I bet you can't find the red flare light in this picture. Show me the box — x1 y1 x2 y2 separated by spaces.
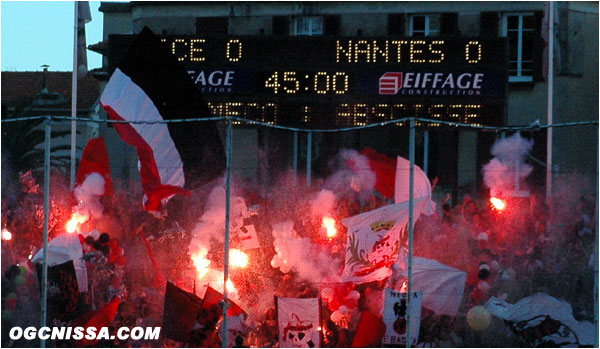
1 228 12 241
322 217 337 239
490 197 506 212
229 249 248 268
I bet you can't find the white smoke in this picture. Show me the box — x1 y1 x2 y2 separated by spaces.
483 133 534 197
270 221 340 283
72 172 106 223
310 189 336 218
324 149 376 196
188 184 250 272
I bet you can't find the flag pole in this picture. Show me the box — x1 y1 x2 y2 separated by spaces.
307 132 312 187
293 131 298 180
40 117 52 348
545 0 554 206
222 116 233 348
70 1 78 189
406 117 415 348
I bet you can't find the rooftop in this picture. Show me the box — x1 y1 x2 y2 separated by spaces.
1 71 100 116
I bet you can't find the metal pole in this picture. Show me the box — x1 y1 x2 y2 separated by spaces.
307 132 312 187
40 117 51 348
423 130 429 176
406 117 415 348
293 131 298 179
70 1 78 189
222 117 233 348
546 0 554 206
595 135 599 348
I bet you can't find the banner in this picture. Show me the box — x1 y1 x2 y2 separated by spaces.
382 289 423 346
277 297 321 348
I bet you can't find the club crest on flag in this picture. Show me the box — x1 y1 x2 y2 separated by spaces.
277 297 322 348
341 201 416 284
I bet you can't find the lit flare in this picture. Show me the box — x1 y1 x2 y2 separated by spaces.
66 212 88 233
229 249 248 268
1 228 12 241
322 217 337 239
490 197 506 212
191 252 211 280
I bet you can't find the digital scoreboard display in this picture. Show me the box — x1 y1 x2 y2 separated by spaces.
109 35 507 128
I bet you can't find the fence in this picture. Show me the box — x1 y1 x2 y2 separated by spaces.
1 115 598 348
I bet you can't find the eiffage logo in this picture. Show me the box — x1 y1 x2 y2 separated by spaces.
379 72 403 95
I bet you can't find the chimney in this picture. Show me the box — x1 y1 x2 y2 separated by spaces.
41 64 49 94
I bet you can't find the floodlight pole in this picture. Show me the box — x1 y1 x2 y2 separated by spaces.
406 117 416 348
40 117 52 348
546 0 554 206
70 2 78 189
222 117 233 348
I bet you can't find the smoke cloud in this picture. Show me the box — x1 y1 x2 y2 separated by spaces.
482 133 534 197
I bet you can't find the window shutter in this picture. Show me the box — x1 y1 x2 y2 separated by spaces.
324 15 341 36
532 11 544 81
480 12 499 36
273 16 289 36
387 14 405 36
440 13 458 35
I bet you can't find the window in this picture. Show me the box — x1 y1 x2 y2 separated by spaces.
502 13 535 82
293 16 324 36
409 14 441 36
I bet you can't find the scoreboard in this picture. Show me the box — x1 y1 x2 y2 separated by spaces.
109 35 507 128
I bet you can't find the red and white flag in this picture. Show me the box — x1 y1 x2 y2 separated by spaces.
75 137 113 197
277 297 322 348
100 27 224 213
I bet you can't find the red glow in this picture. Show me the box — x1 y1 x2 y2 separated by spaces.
490 197 506 212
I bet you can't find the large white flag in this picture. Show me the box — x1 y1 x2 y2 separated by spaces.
394 250 466 316
382 288 423 346
277 297 322 348
341 199 423 284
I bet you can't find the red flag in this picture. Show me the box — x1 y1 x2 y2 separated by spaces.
163 282 203 342
359 148 397 199
351 310 386 347
72 296 120 346
141 232 165 288
203 286 245 317
75 137 113 196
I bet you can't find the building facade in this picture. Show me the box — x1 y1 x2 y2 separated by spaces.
93 1 598 198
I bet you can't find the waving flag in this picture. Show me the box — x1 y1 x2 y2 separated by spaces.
100 27 225 213
163 282 204 342
395 156 436 215
75 137 113 197
341 199 426 284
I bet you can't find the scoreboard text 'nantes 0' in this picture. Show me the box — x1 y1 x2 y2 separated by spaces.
109 35 507 127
